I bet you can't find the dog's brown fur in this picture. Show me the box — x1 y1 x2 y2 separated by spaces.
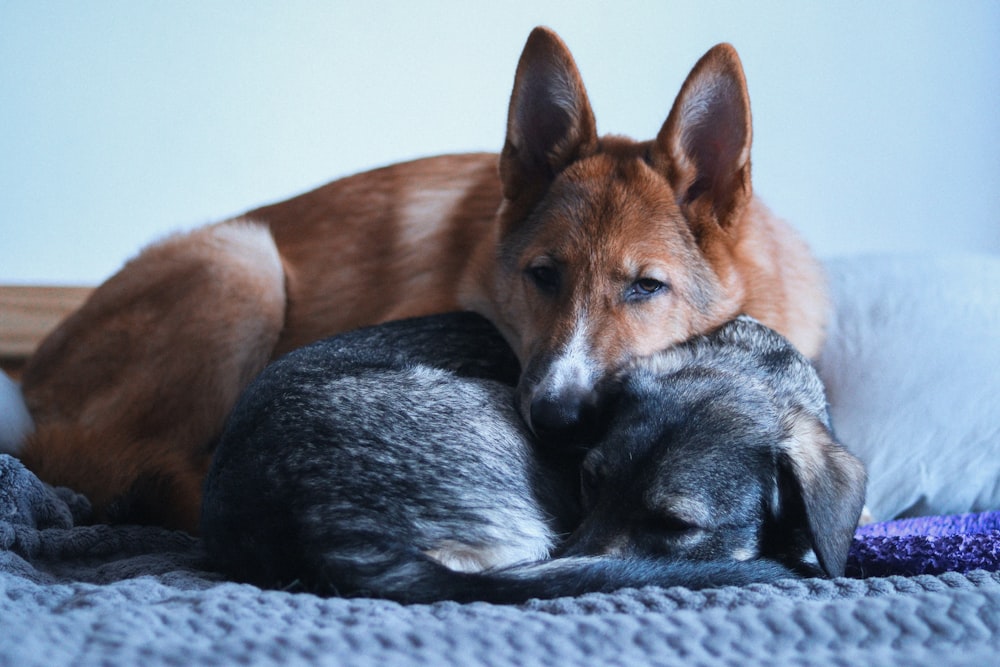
19 28 827 533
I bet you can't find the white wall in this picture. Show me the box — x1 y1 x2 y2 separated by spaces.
2 1 998 285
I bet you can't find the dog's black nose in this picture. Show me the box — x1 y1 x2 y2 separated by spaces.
530 392 593 441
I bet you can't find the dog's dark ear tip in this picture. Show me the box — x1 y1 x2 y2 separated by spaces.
526 26 561 44
702 43 743 70
518 26 575 73
777 409 867 580
814 536 851 579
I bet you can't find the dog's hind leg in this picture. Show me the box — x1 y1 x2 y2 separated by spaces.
19 220 285 532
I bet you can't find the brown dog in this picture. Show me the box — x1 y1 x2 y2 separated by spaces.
19 27 827 533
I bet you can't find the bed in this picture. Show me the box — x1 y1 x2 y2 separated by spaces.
1 254 998 666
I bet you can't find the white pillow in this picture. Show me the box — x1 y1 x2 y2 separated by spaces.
817 254 1000 520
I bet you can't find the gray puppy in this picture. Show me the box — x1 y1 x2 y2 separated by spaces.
564 316 866 579
201 313 865 603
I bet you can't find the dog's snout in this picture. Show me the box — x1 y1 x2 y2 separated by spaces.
520 318 605 443
529 389 596 440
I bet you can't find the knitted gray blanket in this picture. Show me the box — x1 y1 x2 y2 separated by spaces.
2 454 999 667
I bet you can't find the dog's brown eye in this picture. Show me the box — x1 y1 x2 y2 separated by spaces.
636 279 662 293
628 278 667 299
527 265 560 293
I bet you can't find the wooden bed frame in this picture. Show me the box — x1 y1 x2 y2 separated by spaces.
0 286 91 380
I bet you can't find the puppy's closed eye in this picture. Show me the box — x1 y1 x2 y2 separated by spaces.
645 492 712 530
643 512 705 549
653 513 700 535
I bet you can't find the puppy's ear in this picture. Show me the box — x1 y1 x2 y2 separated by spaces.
500 27 597 202
653 43 753 230
777 409 867 578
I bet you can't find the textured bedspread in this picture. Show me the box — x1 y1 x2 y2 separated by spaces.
2 454 999 667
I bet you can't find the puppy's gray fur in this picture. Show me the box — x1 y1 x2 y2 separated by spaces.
201 313 865 603
567 316 866 578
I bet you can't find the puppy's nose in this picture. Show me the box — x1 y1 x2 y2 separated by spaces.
529 390 594 440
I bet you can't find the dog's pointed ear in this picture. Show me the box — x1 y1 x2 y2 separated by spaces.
500 27 598 201
777 409 867 578
653 43 753 229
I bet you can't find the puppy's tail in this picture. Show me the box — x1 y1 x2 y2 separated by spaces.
303 539 794 604
462 556 795 604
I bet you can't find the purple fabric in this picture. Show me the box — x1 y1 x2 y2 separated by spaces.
847 510 1000 578
855 511 1000 538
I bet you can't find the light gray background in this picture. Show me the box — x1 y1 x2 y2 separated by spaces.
2 1 998 285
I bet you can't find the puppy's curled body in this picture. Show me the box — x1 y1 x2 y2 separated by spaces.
201 313 798 604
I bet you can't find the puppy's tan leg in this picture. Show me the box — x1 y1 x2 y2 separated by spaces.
20 221 285 532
